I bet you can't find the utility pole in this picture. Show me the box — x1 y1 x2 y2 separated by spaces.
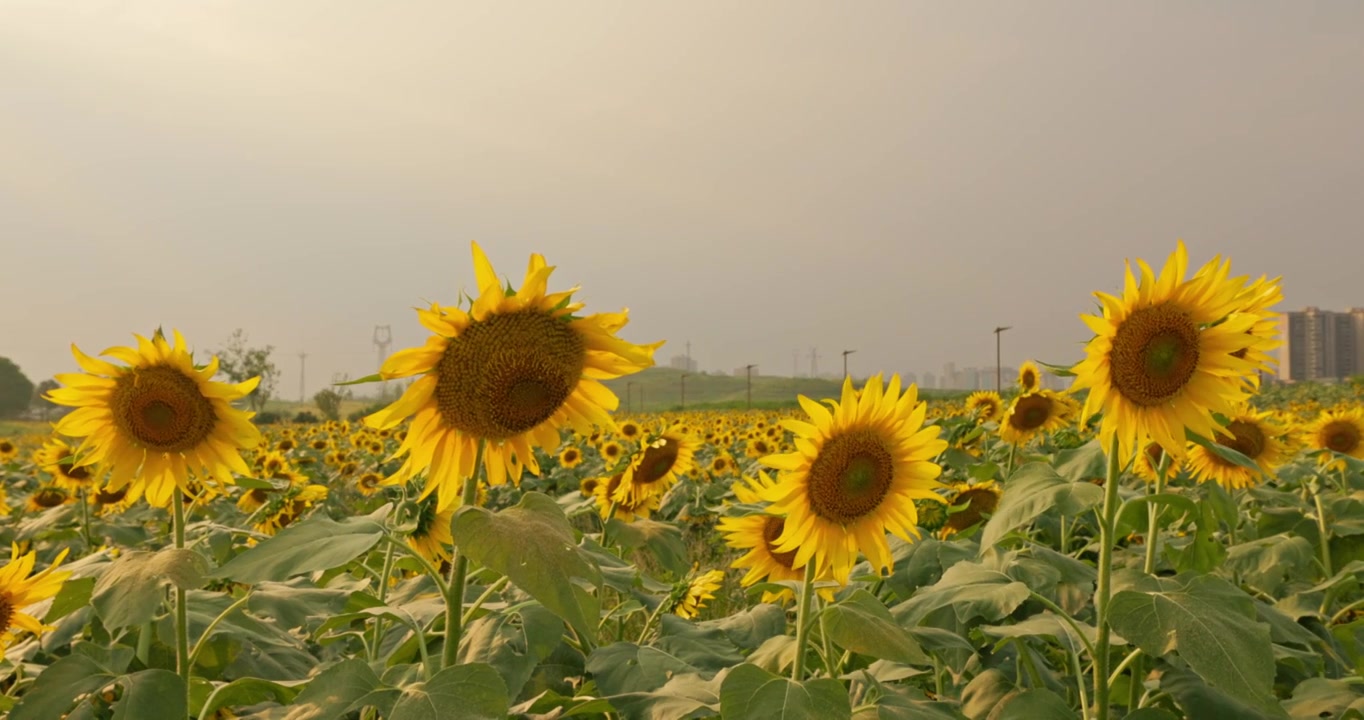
842 349 856 380
298 352 307 402
993 326 1012 392
745 364 757 409
685 340 693 372
809 347 819 379
626 381 636 413
373 325 392 400
680 373 691 411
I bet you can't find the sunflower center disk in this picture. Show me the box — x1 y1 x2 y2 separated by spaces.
435 310 586 440
1324 421 1361 454
1109 304 1201 407
806 430 894 525
762 515 799 569
635 440 679 486
1220 420 1267 461
0 592 15 633
111 366 217 453
1011 395 1054 432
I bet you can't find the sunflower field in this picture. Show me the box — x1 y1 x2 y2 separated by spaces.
3 242 1364 720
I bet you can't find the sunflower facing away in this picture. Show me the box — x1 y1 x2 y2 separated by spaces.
942 481 1002 537
365 243 662 511
999 390 1078 445
759 374 947 585
35 437 99 493
46 331 262 508
965 391 1004 424
1017 361 1042 392
1070 241 1276 465
0 546 71 656
1185 405 1289 490
408 495 456 564
673 568 726 619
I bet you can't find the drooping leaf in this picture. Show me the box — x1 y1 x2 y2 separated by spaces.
197 677 304 719
452 492 602 643
991 688 1078 719
110 670 187 720
892 560 1031 626
607 518 690 576
586 642 701 696
457 603 564 701
979 463 1103 550
821 589 929 665
92 548 208 629
388 663 509 720
283 658 385 719
609 671 724 720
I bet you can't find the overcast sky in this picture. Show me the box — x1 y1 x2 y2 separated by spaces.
3 2 1362 398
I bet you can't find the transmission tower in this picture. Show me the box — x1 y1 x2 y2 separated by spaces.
792 349 800 378
373 325 392 400
298 352 307 402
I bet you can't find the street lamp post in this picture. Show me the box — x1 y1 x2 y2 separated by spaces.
993 326 1012 392
842 349 857 380
680 373 691 411
745 364 757 409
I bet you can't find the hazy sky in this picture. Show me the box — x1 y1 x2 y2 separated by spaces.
4 2 1362 398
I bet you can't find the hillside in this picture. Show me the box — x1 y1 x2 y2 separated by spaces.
599 367 966 412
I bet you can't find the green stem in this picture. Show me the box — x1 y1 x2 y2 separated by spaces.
186 592 251 673
1006 442 1018 478
1093 436 1122 720
441 440 485 669
1143 454 1170 574
462 576 510 626
172 489 192 709
820 613 837 678
368 539 397 661
1059 514 1070 555
636 596 672 645
1028 591 1097 660
600 500 619 549
1314 489 1333 578
79 489 95 549
1107 647 1142 688
791 561 818 682
1072 643 1091 720
135 621 152 666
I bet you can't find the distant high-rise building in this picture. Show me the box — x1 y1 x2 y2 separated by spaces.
1280 307 1364 381
668 354 698 373
941 362 957 389
923 372 936 389
904 372 918 388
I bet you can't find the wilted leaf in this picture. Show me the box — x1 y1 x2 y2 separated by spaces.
92 548 208 629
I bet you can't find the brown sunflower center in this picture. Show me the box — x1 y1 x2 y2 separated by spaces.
434 310 586 440
1219 420 1267 461
633 439 679 486
94 486 128 505
0 591 14 632
805 429 894 524
1009 394 1055 432
946 487 1001 531
1109 303 1201 407
1144 442 1165 466
249 488 271 505
33 488 68 508
762 515 798 569
1322 421 1361 455
0 441 14 454
1021 369 1038 388
110 366 217 452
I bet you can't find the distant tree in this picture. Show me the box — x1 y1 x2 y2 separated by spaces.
216 330 280 413
314 388 343 421
0 358 35 419
30 379 60 421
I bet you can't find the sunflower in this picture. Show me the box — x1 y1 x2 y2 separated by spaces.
91 484 140 516
579 476 600 497
46 330 262 508
708 454 734 476
942 481 1002 536
759 374 947 585
1132 442 1174 484
619 421 642 441
254 484 328 536
719 511 834 604
744 438 775 459
999 390 1078 445
1186 406 1289 490
595 472 661 522
408 496 455 563
26 486 71 512
35 437 99 493
1017 361 1043 392
1070 242 1274 465
1228 275 1283 388
0 439 17 463
0 545 71 656
356 471 385 497
965 391 1004 423
915 498 949 532
600 441 625 465
673 569 725 619
613 429 699 505
558 447 583 469
1308 409 1364 462
365 243 661 511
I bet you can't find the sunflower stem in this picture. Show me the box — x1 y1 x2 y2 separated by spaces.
368 538 397 662
1143 453 1170 574
791 560 818 682
1006 443 1018 478
1093 436 1122 720
442 439 485 670
1313 488 1333 579
636 595 672 645
172 488 192 709
79 489 95 549
601 500 619 549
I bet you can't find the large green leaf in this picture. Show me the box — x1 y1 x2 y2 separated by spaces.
991 688 1078 719
821 589 929 665
388 663 509 720
211 514 386 583
719 663 851 720
457 603 564 701
1225 535 1317 597
197 677 303 720
608 671 723 720
658 614 746 673
452 492 602 643
1108 573 1277 712
979 463 1103 550
43 575 95 624
92 547 208 629
283 658 385 719
892 561 1031 626
586 642 701 696
111 670 186 720
606 517 690 576
8 654 115 720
